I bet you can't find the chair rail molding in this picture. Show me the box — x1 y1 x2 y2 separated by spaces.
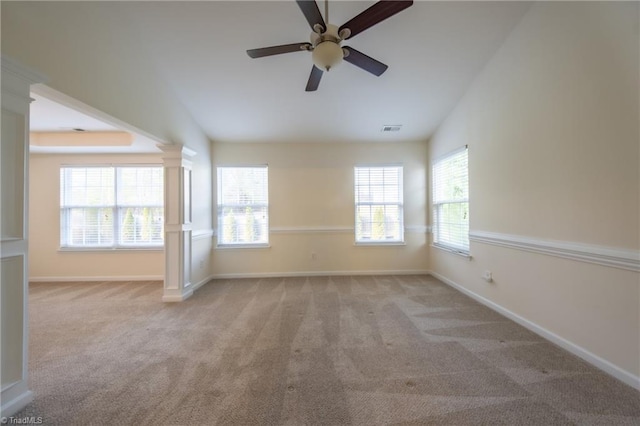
267 225 429 234
469 230 640 272
192 229 214 241
270 226 353 234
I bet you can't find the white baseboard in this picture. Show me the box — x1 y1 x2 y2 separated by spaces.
161 288 193 302
1 386 33 417
29 275 163 282
210 269 430 280
429 271 640 391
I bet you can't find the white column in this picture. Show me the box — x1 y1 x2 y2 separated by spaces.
1 56 46 416
159 145 195 302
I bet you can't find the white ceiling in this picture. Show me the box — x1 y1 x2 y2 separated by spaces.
30 94 117 133
30 93 161 154
28 1 532 148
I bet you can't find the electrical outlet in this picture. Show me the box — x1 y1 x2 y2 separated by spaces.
482 270 493 283
311 252 317 260
199 260 204 269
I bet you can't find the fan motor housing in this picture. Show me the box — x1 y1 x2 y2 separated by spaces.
310 24 341 46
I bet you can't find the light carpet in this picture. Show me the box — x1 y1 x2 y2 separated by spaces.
16 275 640 425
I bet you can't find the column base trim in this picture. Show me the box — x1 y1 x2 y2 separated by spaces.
162 288 193 302
1 384 33 417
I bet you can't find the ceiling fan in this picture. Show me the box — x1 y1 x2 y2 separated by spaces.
247 0 413 92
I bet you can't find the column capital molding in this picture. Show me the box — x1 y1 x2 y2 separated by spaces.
157 144 196 159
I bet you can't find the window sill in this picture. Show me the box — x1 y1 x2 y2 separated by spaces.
431 244 472 259
58 247 164 253
215 244 271 250
355 241 406 247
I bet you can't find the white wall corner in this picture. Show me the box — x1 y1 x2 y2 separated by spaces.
190 274 214 292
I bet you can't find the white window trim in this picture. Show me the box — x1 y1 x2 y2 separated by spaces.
431 145 470 255
58 247 164 253
431 243 472 259
354 164 405 245
60 165 164 250
214 243 271 250
216 165 269 247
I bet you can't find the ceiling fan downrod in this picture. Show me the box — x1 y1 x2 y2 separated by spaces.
324 0 329 27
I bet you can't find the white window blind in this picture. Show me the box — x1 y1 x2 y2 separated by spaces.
217 166 269 246
60 166 164 248
354 166 404 243
432 147 469 253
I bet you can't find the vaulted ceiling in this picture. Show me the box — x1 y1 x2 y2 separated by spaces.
23 1 531 147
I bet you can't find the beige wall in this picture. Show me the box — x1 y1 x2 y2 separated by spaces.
4 1 214 284
211 142 429 277
429 2 639 381
7 0 638 387
28 151 214 285
29 154 165 280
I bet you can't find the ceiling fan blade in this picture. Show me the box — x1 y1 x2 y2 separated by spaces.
305 65 323 92
296 0 326 31
343 47 388 76
247 43 311 58
339 0 413 40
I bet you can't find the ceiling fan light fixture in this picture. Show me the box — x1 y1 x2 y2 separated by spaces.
247 0 414 90
312 41 343 71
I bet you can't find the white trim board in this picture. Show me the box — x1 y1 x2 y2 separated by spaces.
212 225 430 235
162 289 193 303
270 226 428 234
192 229 214 241
0 389 33 418
29 275 163 282
429 271 640 391
211 269 430 279
271 226 352 234
470 231 640 272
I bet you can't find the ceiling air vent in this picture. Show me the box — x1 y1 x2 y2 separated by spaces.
381 125 402 132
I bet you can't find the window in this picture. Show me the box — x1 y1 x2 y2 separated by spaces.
60 166 164 248
217 166 268 246
432 146 469 253
354 166 404 243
